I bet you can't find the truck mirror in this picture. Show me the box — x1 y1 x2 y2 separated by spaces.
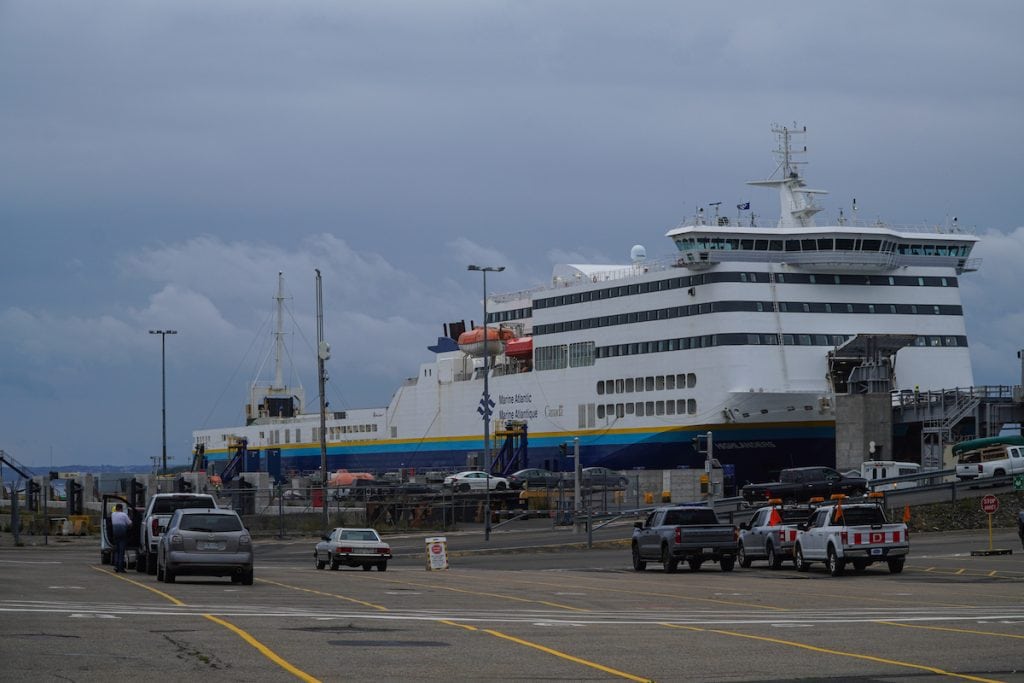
739 522 749 530
633 521 643 530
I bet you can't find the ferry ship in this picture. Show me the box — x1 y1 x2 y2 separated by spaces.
193 126 979 483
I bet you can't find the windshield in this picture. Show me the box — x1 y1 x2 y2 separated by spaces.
153 498 215 514
179 513 242 532
834 507 887 525
663 508 719 525
337 529 380 542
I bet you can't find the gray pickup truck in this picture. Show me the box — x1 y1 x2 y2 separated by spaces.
631 505 738 572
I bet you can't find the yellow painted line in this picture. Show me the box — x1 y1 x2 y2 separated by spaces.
482 627 653 682
257 578 388 611
988 570 998 577
374 576 588 612
878 621 1024 640
661 623 1004 683
956 568 966 575
205 614 321 683
95 566 320 682
438 619 477 631
91 566 185 606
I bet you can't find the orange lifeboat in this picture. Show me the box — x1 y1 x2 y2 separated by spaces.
328 469 375 486
504 337 532 359
457 326 514 357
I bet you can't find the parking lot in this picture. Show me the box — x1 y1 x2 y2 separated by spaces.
1 524 1023 682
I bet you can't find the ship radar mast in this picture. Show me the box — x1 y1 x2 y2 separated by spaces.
246 271 305 424
747 124 828 228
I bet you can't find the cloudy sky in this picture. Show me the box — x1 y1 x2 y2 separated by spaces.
2 1 1022 469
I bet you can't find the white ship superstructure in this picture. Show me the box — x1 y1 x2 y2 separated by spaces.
194 126 979 482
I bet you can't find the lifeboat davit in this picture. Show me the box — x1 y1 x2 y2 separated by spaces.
457 326 514 357
504 337 532 359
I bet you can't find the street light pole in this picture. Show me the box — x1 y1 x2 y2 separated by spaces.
468 264 504 542
149 329 177 476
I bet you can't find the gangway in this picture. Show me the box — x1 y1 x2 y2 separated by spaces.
493 420 528 476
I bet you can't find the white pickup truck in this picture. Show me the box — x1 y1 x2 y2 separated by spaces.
792 499 909 576
136 493 218 574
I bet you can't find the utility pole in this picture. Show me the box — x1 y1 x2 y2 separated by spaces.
149 329 177 475
315 270 330 537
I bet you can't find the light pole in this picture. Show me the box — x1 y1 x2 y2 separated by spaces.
468 264 504 541
149 329 177 476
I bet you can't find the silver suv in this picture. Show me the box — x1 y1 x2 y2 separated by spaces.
157 507 254 585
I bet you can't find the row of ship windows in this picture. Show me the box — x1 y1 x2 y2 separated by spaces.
597 399 698 420
597 373 697 395
533 300 962 336
260 424 380 445
534 334 968 368
675 236 972 257
524 271 958 313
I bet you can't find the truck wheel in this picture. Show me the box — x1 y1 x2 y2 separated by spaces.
631 544 647 571
887 558 905 574
661 546 678 573
737 542 751 568
687 558 703 572
720 557 735 572
794 545 810 572
826 546 845 577
766 544 782 570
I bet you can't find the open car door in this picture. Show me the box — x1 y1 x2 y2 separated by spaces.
100 494 142 567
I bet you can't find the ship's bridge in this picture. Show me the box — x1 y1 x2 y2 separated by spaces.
667 224 979 274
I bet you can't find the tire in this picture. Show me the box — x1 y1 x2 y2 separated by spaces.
795 545 810 572
888 558 905 574
241 568 254 585
661 545 678 573
720 557 735 572
362 563 373 571
737 542 752 568
852 559 868 574
687 558 703 572
458 483 470 493
156 563 165 582
631 544 647 571
315 552 326 570
377 561 387 572
826 545 845 577
136 552 147 573
164 568 175 584
766 543 782 570
329 554 339 571
147 552 157 575
494 482 507 490
101 550 111 566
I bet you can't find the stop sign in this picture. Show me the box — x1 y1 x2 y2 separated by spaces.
981 494 999 514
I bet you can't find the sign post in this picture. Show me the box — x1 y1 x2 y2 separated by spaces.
971 494 1012 556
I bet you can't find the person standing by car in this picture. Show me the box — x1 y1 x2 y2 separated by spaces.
111 503 132 573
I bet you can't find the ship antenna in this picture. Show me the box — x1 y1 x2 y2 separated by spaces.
273 272 285 391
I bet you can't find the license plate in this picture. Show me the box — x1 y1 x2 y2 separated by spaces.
870 548 884 556
198 541 225 551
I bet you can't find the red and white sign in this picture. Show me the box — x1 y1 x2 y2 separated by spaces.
424 536 449 571
981 495 999 514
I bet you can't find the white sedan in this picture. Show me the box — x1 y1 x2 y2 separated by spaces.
443 470 510 492
315 527 392 571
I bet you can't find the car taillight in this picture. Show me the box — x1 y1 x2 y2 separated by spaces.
239 534 251 545
378 546 390 554
674 527 681 544
152 518 160 535
170 534 184 548
335 546 352 553
840 531 848 545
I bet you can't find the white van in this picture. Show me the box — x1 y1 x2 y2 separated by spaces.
860 461 921 491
